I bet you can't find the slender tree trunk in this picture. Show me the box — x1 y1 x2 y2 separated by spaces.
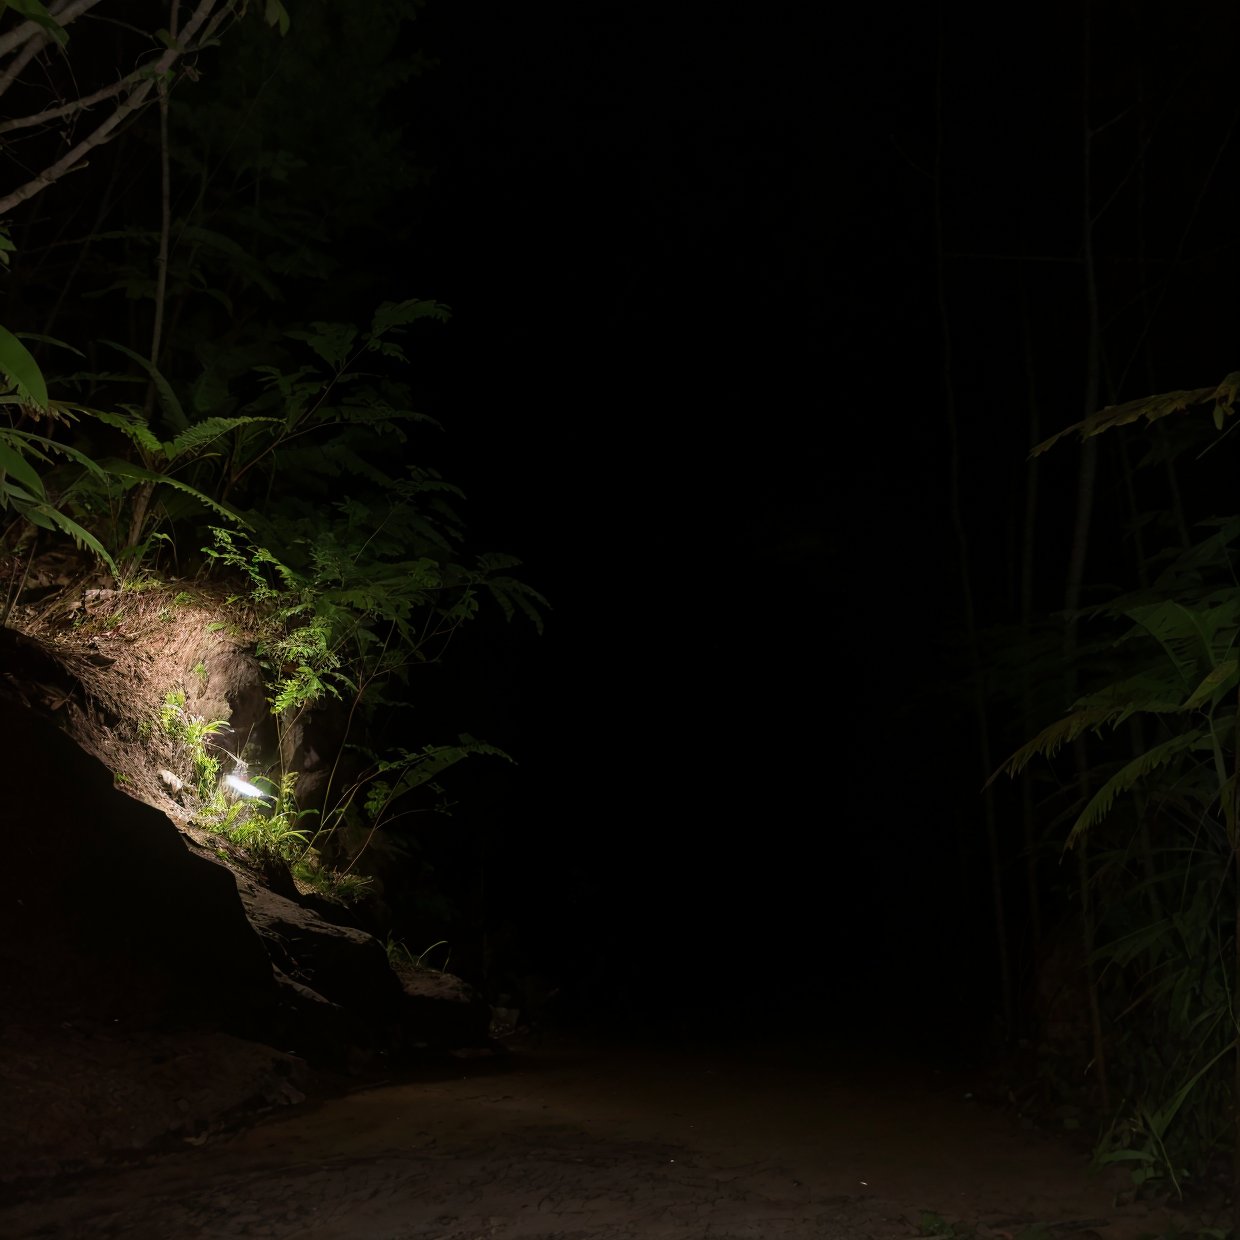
1018 288 1043 964
0 533 36 627
1231 687 1240 1238
1065 0 1109 1115
935 3 1012 1034
127 1 179 556
1234 838 1240 1238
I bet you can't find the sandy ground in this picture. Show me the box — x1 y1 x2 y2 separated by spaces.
0 1033 1181 1240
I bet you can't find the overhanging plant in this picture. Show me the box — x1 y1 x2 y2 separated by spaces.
1000 376 1240 1206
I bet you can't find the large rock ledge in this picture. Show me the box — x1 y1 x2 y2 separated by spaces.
229 870 492 1061
0 673 490 1182
0 691 273 1029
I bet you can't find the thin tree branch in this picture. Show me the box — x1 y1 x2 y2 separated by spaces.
0 0 232 220
0 0 103 62
150 0 178 375
0 29 47 99
0 68 141 132
934 0 1013 1036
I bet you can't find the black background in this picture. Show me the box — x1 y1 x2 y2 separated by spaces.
373 0 1240 1047
391 0 974 1037
10 0 1240 1053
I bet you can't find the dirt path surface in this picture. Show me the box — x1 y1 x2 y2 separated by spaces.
0 1035 1175 1240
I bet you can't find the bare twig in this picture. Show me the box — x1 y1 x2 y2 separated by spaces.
150 0 178 374
0 0 232 220
0 31 47 100
0 0 104 63
125 0 180 551
0 69 143 132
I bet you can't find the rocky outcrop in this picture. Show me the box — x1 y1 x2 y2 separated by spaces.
0 673 490 1050
0 681 493 1183
0 614 498 1182
0 687 273 1028
233 873 491 1059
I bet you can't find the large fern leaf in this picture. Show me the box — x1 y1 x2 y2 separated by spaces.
1031 371 1240 456
1065 731 1210 849
285 323 358 370
1124 600 1217 689
368 299 451 339
163 415 279 462
0 434 50 498
3 480 117 574
365 737 512 821
1074 670 1193 723
6 427 111 479
84 407 163 458
100 340 189 434
484 574 548 634
0 325 49 410
96 458 250 526
998 704 1125 779
1181 658 1240 710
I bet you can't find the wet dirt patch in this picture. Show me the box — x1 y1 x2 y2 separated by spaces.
0 1035 1180 1240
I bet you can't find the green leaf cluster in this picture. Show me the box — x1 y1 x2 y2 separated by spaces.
1004 390 1240 1194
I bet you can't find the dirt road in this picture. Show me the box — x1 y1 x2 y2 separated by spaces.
0 1034 1175 1239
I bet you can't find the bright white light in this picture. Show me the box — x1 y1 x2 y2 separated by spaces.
225 774 271 800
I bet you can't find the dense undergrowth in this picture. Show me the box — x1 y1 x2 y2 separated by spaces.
988 378 1240 1225
0 3 544 1002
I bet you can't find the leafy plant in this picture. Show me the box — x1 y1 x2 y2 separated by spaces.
0 338 119 574
386 937 450 973
291 859 373 904
1000 383 1240 1200
159 688 227 798
199 516 524 876
0 0 541 1048
211 771 310 860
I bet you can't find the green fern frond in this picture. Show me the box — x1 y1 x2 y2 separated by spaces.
365 738 512 820
178 225 281 300
0 324 49 410
100 340 188 433
163 415 280 462
331 396 437 432
484 575 548 634
1091 917 1176 970
401 466 463 497
1122 602 1203 687
0 434 50 497
1182 658 1240 710
1065 731 1210 849
1075 670 1190 721
367 299 451 340
274 439 397 488
83 407 163 457
476 551 524 573
5 427 111 479
285 322 358 369
97 458 250 526
9 492 116 574
1124 599 1240 686
998 704 1121 780
1031 373 1238 456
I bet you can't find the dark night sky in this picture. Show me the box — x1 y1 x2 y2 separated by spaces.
0 0 1237 1060
363 0 1240 1041
379 1 964 1031
0 0 1203 1046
